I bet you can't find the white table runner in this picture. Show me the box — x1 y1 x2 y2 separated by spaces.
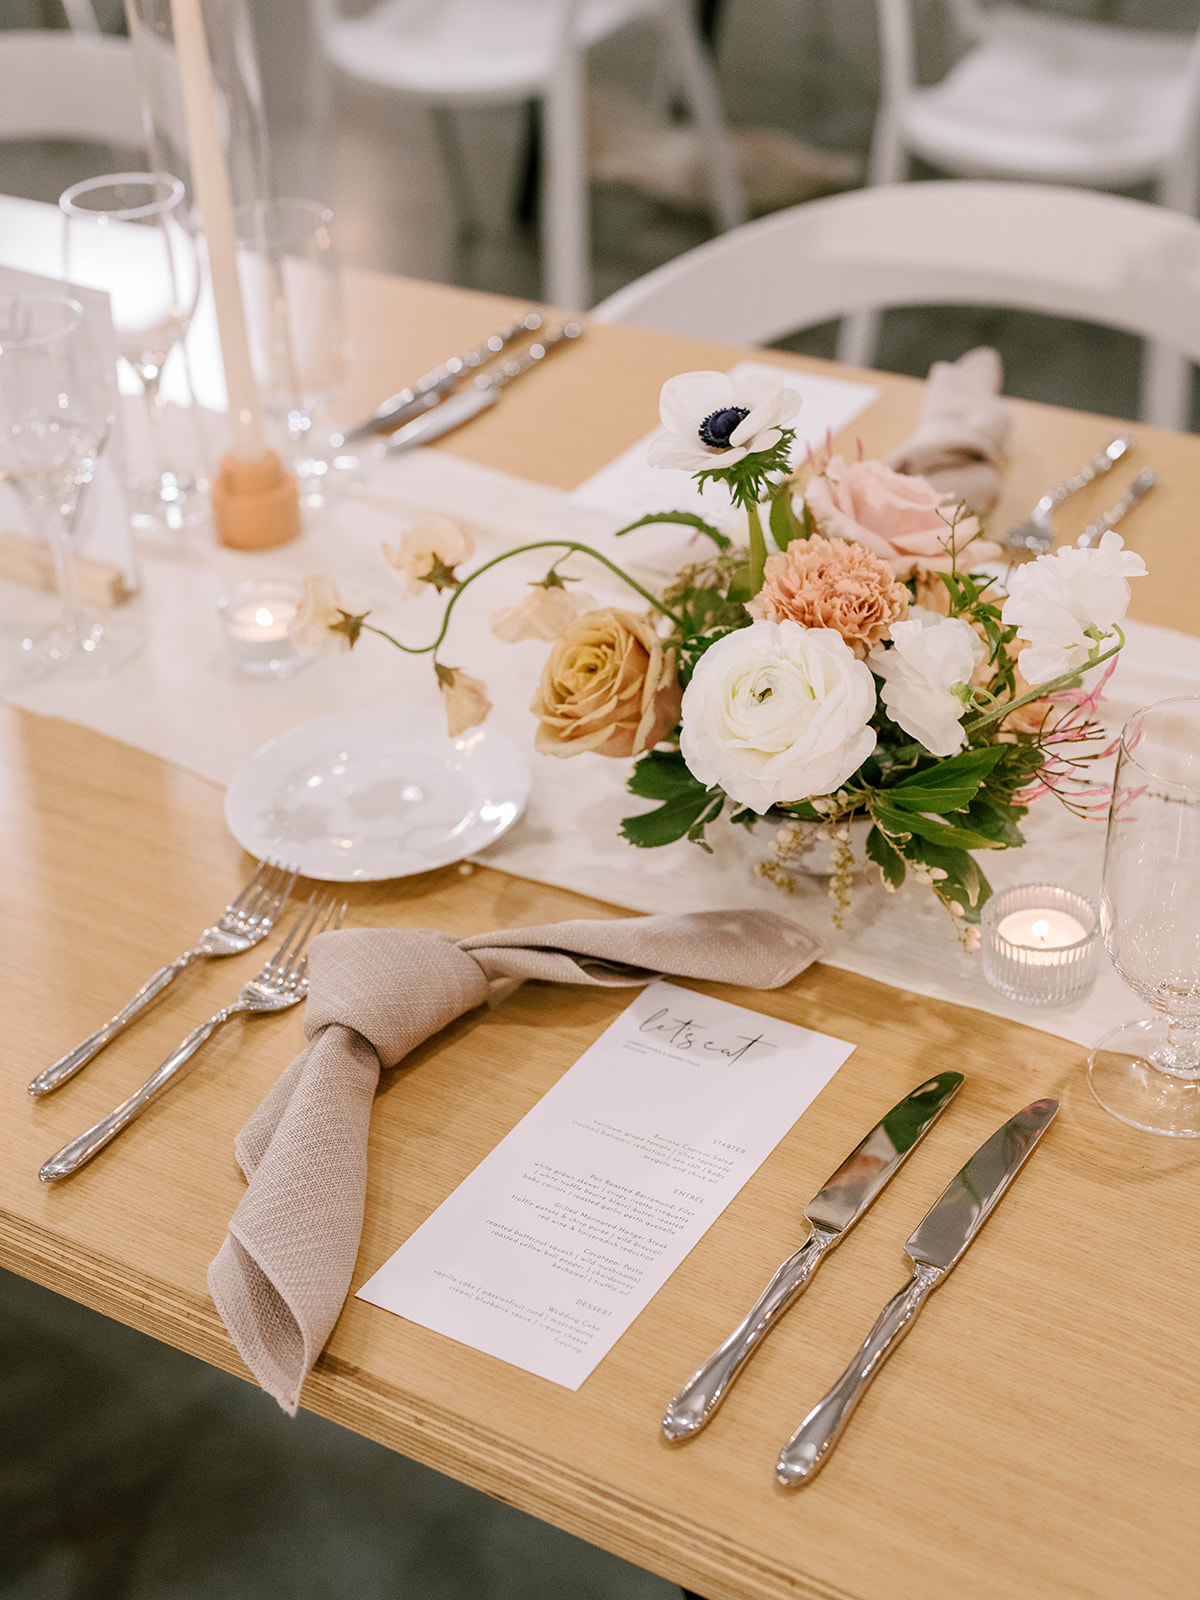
4 444 1191 1052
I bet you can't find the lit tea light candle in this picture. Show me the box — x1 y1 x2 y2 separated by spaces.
217 579 308 678
982 884 1101 1006
995 907 1088 960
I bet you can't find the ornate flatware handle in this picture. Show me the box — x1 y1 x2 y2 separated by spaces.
38 1005 239 1181
775 1263 941 1486
28 956 194 1096
662 1229 834 1440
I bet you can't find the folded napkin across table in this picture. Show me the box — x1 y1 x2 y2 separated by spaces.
207 909 822 1413
887 345 1013 516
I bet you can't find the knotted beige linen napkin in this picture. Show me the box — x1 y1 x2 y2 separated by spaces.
208 910 820 1413
887 346 1013 515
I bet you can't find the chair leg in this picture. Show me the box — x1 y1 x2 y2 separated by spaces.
430 105 480 286
1141 341 1193 433
542 41 590 309
836 309 882 370
661 0 746 232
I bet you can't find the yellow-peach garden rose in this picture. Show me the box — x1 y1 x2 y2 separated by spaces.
530 608 681 759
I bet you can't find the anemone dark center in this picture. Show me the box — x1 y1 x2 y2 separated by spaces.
698 405 749 449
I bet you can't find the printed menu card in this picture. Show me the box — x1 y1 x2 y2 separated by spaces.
357 981 855 1388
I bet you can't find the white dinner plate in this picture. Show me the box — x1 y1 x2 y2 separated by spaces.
224 708 531 882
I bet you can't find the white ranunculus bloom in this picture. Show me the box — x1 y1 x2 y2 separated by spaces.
1001 530 1147 684
679 620 877 813
648 370 802 473
868 609 984 757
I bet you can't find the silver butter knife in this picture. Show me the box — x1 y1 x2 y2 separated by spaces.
336 311 544 444
775 1096 1059 1488
661 1070 964 1442
385 322 583 455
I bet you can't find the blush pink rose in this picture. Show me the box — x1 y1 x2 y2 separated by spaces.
801 456 1002 579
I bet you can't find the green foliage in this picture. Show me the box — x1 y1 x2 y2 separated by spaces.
767 481 807 550
865 824 906 890
695 430 797 511
621 749 725 849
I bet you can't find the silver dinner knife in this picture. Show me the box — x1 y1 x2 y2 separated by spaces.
775 1095 1060 1488
661 1070 964 1442
384 321 583 455
336 310 545 443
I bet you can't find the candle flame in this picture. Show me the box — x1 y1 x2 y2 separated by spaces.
1032 918 1050 945
254 607 273 627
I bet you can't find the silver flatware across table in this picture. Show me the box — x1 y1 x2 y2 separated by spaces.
775 1096 1059 1487
335 311 545 444
38 895 345 1182
661 1071 964 1442
28 858 298 1097
1076 466 1157 547
1004 434 1132 552
384 322 585 455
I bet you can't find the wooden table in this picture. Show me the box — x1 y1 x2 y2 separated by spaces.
4 270 1200 1600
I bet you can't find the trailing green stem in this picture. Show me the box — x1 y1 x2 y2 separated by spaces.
362 539 687 659
962 629 1125 736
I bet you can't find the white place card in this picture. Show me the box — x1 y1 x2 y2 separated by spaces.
569 359 879 525
357 981 854 1389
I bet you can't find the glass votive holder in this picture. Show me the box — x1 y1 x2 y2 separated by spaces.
217 578 309 678
981 883 1102 1007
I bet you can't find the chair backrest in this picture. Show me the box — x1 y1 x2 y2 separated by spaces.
592 180 1200 363
0 30 145 149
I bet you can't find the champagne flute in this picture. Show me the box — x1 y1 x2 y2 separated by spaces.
235 198 352 508
0 293 135 684
1088 696 1200 1136
60 172 203 531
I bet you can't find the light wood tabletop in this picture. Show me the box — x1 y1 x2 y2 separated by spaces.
3 268 1200 1600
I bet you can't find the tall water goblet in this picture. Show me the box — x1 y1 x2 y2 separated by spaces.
0 293 136 684
1088 696 1200 1136
235 198 352 508
61 172 203 531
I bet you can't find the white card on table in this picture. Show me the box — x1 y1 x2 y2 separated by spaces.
357 980 854 1389
569 359 879 525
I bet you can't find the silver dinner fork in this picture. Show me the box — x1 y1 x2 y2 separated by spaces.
38 896 346 1183
28 858 299 1097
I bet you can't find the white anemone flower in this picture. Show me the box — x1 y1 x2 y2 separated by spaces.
869 609 985 757
648 371 802 473
1001 530 1147 684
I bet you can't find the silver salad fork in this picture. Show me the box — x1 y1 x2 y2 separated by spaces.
29 858 299 1096
38 896 346 1182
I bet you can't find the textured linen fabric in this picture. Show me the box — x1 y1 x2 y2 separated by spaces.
887 346 1013 515
208 910 821 1414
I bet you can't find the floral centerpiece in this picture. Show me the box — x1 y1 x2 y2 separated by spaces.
299 370 1146 931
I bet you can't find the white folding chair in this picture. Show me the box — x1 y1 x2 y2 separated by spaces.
306 0 745 310
846 0 1200 428
593 180 1200 416
0 24 144 151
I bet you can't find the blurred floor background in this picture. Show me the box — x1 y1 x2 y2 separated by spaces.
1 2 1197 1596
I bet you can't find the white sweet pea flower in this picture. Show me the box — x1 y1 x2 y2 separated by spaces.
648 370 801 473
1001 530 1146 684
489 581 597 643
679 620 877 814
869 609 984 757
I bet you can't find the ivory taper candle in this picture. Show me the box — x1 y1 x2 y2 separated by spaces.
171 0 266 462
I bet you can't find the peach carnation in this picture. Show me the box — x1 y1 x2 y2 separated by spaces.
747 535 909 658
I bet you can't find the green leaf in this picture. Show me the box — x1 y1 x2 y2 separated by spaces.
905 837 992 921
626 747 694 801
963 794 1027 848
865 825 906 889
872 801 1002 852
768 484 807 550
888 747 1007 813
620 787 725 848
613 510 730 551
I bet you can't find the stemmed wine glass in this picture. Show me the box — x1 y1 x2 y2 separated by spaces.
60 172 203 531
235 198 352 507
1089 696 1200 1136
0 293 136 684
